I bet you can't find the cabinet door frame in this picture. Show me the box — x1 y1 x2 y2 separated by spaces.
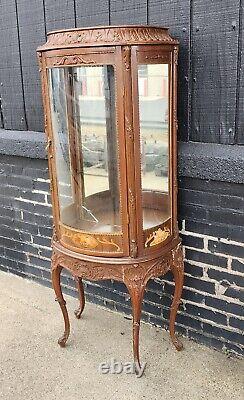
42 46 130 257
130 44 178 257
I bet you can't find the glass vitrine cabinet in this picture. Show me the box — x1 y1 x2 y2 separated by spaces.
38 25 184 373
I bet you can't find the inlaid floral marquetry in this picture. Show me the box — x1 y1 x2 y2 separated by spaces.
60 226 121 253
145 227 171 247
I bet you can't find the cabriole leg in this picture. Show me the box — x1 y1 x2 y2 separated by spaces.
126 282 146 375
169 244 184 351
74 277 85 319
51 261 70 347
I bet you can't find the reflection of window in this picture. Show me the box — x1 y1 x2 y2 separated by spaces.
77 66 104 97
138 64 168 99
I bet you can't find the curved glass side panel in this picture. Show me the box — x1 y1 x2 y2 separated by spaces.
138 64 171 235
48 65 121 234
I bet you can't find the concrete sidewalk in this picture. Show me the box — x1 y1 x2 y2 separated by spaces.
0 270 243 400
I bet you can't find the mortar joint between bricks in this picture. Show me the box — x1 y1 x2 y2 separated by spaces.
209 249 244 265
183 285 243 307
44 194 49 205
220 293 244 305
36 178 50 183
33 190 49 195
202 266 208 278
227 257 232 271
220 238 244 248
203 237 209 252
182 245 186 259
180 230 206 239
17 197 47 206
183 228 226 244
189 260 244 276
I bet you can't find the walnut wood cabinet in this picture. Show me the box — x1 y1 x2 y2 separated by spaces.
37 25 184 373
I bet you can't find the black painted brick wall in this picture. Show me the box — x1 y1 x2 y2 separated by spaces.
0 154 243 357
1 0 244 145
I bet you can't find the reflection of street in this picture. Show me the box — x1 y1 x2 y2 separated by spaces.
140 134 168 185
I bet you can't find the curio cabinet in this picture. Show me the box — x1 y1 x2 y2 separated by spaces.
37 25 184 373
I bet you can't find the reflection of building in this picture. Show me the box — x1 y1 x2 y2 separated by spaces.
76 64 169 133
50 64 170 200
73 65 169 183
138 64 168 134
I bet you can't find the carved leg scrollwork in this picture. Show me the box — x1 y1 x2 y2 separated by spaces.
74 277 85 319
125 280 146 374
51 255 70 347
169 243 184 351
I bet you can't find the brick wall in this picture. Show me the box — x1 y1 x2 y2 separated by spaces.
0 153 243 357
0 152 244 355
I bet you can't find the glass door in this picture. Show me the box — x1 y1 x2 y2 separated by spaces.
132 47 172 252
47 50 128 256
138 63 170 230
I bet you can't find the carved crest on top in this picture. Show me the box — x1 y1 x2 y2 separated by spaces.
38 26 179 52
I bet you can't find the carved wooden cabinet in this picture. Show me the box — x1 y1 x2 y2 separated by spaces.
37 25 184 372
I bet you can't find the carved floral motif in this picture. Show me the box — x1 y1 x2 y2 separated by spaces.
51 242 179 284
125 116 133 140
123 46 131 71
145 54 169 62
53 55 95 66
173 46 179 65
128 188 135 210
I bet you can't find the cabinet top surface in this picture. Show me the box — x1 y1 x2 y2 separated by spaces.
37 25 179 53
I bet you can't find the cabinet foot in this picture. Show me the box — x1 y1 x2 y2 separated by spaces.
51 259 70 347
58 333 69 347
125 281 145 371
169 243 184 351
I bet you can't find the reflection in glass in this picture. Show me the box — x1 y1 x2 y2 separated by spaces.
49 65 121 233
138 64 171 229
